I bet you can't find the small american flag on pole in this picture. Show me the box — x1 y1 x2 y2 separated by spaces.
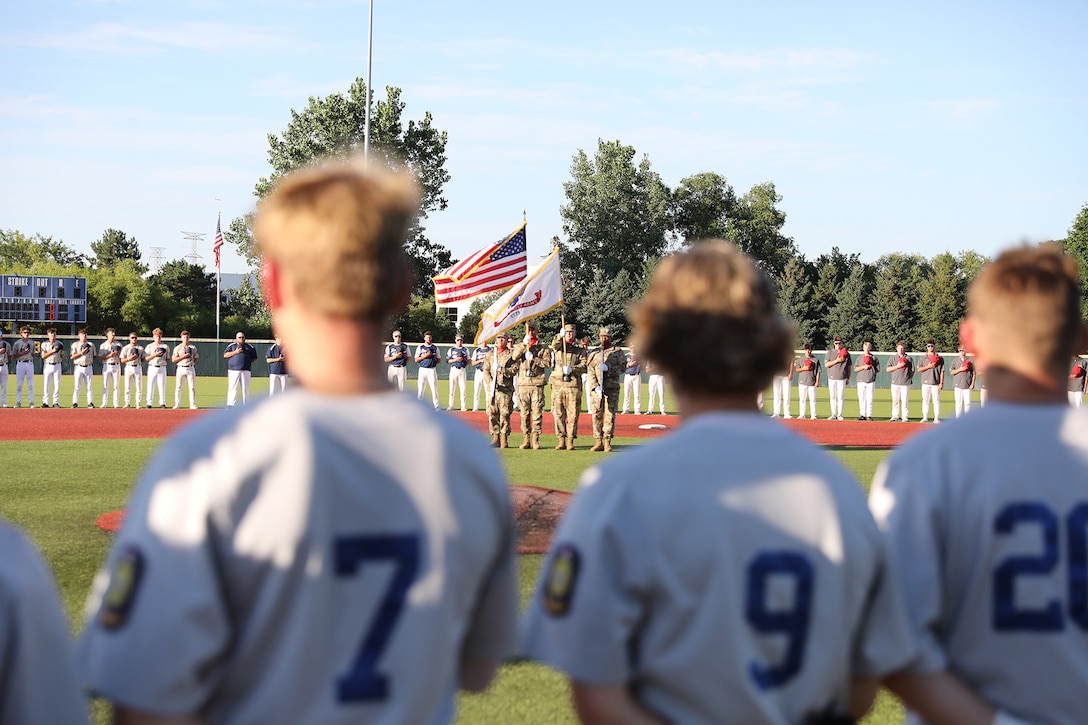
213 214 224 268
433 223 528 305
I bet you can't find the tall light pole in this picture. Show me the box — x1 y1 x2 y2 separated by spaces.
363 0 374 168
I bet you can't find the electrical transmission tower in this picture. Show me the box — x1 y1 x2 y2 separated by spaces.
149 246 165 273
182 231 205 267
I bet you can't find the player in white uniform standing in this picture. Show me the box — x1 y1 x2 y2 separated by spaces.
824 335 851 420
523 241 918 725
384 331 409 391
917 340 944 423
0 517 90 723
771 357 795 418
644 358 666 414
40 327 63 407
446 335 469 411
120 332 143 409
171 330 199 409
266 335 288 396
887 341 914 422
99 328 123 408
854 341 880 420
951 346 975 417
415 331 440 410
619 347 642 414
870 243 1088 725
144 327 170 408
70 328 96 407
796 343 820 420
78 163 518 725
470 339 492 411
12 326 35 407
0 329 9 407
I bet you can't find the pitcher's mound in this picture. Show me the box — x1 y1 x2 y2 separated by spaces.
97 485 573 556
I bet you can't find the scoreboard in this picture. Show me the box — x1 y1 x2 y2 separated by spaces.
1 275 88 324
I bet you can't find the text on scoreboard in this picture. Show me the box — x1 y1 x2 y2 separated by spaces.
1 275 88 323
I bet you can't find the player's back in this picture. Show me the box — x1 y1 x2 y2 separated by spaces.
522 412 914 725
79 390 517 724
871 402 1088 725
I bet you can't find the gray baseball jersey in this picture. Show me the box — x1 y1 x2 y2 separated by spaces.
870 403 1088 725
888 354 914 385
0 519 89 724
11 338 33 362
952 357 975 389
522 412 917 724
825 349 852 380
0 339 8 365
855 352 880 384
79 390 518 724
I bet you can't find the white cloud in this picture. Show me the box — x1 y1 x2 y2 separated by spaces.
2 21 301 55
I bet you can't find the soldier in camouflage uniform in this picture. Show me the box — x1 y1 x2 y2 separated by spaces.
549 323 588 450
487 335 521 448
510 321 555 450
586 326 627 451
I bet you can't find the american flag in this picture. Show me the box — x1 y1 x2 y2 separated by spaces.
213 214 224 268
433 223 528 305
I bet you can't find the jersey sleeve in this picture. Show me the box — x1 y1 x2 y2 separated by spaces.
868 453 948 673
520 472 648 684
78 439 233 715
458 497 519 665
0 523 89 725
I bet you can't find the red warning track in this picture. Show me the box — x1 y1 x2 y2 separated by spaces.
3 407 922 448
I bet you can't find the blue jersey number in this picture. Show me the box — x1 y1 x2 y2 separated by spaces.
746 551 814 689
334 534 421 702
992 501 1088 631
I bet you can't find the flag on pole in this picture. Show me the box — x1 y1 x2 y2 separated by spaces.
475 248 563 345
213 214 224 268
433 223 528 305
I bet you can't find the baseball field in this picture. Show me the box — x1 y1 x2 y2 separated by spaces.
1 376 941 723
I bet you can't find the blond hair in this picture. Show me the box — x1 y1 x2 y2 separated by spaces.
629 240 794 396
968 243 1081 370
253 162 420 322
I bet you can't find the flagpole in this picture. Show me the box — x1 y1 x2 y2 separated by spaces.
363 0 374 169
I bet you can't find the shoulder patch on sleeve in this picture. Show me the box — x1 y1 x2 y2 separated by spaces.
98 546 145 631
541 544 581 617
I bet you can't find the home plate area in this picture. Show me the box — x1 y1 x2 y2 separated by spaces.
76 409 919 555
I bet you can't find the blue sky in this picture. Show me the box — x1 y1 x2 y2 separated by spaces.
2 0 1086 275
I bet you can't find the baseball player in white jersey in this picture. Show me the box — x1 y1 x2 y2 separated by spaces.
12 326 35 407
79 163 518 725
144 327 170 408
266 335 288 396
523 241 917 725
644 358 666 414
0 517 89 724
120 333 143 408
825 335 851 420
40 327 63 407
0 329 9 406
171 330 199 409
446 335 469 411
384 330 409 390
796 343 821 419
70 328 96 407
917 340 944 423
99 328 123 408
619 348 642 414
870 243 1088 725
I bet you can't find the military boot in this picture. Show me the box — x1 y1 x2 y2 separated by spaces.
554 437 566 450
591 438 604 452
520 435 531 450
532 433 541 450
499 434 509 449
603 438 613 452
490 434 500 447
565 437 575 450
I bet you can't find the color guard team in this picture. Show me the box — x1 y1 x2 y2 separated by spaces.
0 161 1083 725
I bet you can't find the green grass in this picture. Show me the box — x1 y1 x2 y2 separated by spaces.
0 429 907 724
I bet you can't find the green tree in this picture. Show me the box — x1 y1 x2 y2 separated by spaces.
392 295 456 343
826 264 876 347
1 229 86 268
674 172 735 243
223 276 271 337
1064 203 1088 318
230 81 453 296
812 248 862 347
457 291 503 341
776 257 818 349
152 260 217 310
917 252 966 350
91 228 142 269
577 268 638 344
726 182 797 280
871 254 929 350
559 140 672 291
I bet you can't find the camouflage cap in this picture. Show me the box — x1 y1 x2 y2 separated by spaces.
599 326 611 337
527 321 538 330
563 324 576 333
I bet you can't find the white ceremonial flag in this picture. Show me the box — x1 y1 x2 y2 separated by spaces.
475 248 563 345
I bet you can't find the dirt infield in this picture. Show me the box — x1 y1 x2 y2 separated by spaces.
3 407 923 448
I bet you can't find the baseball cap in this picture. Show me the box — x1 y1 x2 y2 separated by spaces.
599 326 611 337
563 324 576 333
